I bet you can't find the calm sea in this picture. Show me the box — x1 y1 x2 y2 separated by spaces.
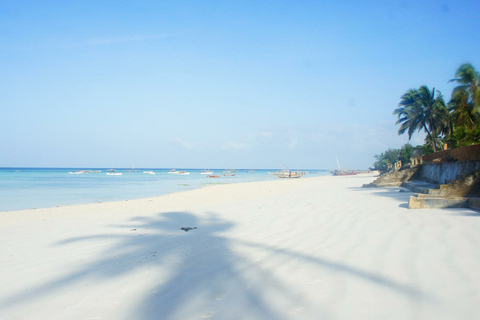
0 168 330 212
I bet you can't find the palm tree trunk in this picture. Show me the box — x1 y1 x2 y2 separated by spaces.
423 123 437 152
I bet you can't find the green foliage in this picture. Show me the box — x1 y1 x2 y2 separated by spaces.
398 143 413 164
449 63 480 113
448 126 480 147
446 63 480 147
448 89 479 129
392 63 480 156
377 62 480 170
393 86 448 152
373 144 413 171
421 144 434 155
373 150 397 171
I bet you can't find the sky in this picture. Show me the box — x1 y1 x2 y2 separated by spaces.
1 0 480 170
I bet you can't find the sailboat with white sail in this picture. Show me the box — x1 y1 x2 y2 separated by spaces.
332 157 356 176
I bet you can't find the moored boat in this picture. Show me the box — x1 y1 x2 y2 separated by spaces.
332 156 356 176
331 169 356 176
125 165 138 172
68 171 86 174
106 172 123 176
270 169 305 178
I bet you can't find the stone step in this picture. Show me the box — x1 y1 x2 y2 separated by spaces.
362 181 402 188
428 184 452 196
409 195 469 209
401 181 438 194
427 189 442 196
469 198 480 211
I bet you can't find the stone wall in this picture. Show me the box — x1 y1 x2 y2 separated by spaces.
418 161 480 184
423 144 480 162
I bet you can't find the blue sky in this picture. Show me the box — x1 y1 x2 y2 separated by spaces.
1 0 479 169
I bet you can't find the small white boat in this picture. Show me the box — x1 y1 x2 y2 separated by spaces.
143 171 155 175
69 171 86 174
167 169 178 174
176 171 190 175
270 170 304 179
277 172 304 178
106 172 123 176
200 169 213 174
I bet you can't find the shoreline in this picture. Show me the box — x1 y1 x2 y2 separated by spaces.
2 173 479 320
0 168 330 213
0 173 331 215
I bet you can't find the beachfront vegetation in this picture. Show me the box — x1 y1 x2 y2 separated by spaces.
373 143 414 171
393 86 449 152
394 63 480 149
374 63 480 170
395 64 480 149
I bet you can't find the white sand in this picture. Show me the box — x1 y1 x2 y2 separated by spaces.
1 174 480 320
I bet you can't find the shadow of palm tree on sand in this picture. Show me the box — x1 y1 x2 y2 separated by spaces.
1 211 432 319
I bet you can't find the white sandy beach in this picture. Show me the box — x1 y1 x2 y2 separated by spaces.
1 174 480 320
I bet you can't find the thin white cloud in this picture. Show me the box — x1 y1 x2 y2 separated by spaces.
221 141 249 151
220 134 253 151
288 138 297 149
171 137 198 150
260 130 274 138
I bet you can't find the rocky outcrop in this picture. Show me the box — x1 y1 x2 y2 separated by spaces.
362 167 420 188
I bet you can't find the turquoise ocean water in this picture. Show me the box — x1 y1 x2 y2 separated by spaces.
0 168 330 212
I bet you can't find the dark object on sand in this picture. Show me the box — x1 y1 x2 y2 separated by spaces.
180 227 197 232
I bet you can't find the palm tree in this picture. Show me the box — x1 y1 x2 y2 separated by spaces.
448 89 479 129
393 86 448 152
394 89 428 139
449 63 480 113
